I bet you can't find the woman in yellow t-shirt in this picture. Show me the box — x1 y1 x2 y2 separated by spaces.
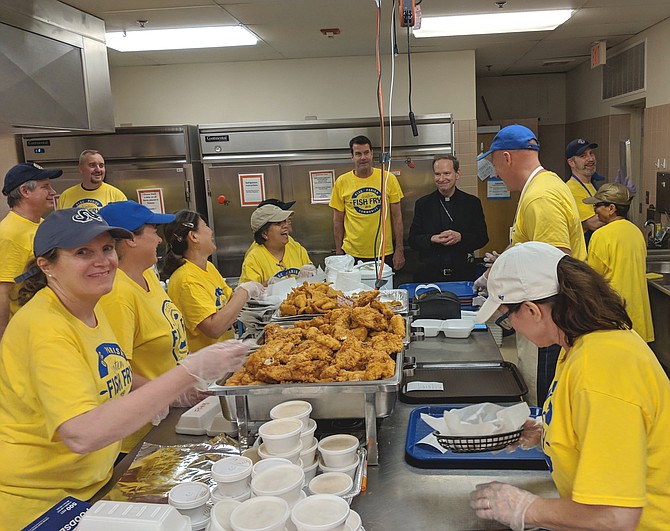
239 204 313 285
0 208 248 528
470 241 670 531
162 210 264 351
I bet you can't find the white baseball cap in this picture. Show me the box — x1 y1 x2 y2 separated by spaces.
475 242 566 324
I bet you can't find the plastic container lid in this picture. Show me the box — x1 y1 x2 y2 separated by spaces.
229 496 290 531
212 456 254 483
251 464 304 497
308 472 353 496
210 499 242 531
354 261 393 279
290 494 350 531
168 482 211 510
344 510 362 531
252 457 292 478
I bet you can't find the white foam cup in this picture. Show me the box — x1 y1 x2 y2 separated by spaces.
317 435 359 468
251 464 305 506
252 457 292 478
168 481 211 531
229 496 290 531
258 418 303 455
308 472 353 497
208 499 241 531
300 419 317 448
269 400 313 432
299 437 318 466
290 494 350 531
258 440 303 464
317 458 358 481
211 456 253 497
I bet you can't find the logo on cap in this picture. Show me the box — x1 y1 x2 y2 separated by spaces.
72 209 104 223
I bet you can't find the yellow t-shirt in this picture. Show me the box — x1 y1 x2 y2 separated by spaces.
99 268 189 452
0 288 132 528
167 260 234 351
329 168 404 258
542 330 670 530
58 182 127 210
0 211 40 317
512 170 587 261
566 177 597 226
587 219 654 342
240 238 311 284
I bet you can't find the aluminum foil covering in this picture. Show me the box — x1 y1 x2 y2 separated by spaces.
104 434 239 503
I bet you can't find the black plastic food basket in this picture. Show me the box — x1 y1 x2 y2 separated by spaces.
433 429 523 453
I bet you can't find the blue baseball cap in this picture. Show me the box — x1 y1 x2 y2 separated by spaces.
33 208 132 258
566 138 598 159
98 201 176 232
477 125 540 161
2 162 62 196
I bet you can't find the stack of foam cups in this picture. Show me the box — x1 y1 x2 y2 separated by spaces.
268 400 318 484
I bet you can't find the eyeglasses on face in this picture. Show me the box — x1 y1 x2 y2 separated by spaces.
494 310 513 331
593 202 611 209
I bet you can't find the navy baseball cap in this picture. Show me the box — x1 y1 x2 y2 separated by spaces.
477 125 540 161
258 198 296 210
99 201 176 232
566 138 598 159
34 208 132 258
2 163 62 196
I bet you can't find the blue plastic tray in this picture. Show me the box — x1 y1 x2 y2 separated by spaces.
398 281 475 301
405 405 548 470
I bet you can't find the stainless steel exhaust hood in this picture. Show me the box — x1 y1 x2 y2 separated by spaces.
0 0 114 135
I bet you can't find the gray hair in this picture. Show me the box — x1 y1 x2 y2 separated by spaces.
7 180 37 208
79 149 102 166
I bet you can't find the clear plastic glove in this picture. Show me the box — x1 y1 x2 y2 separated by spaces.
151 406 170 426
236 281 265 300
506 418 543 452
171 388 213 408
470 482 539 531
179 340 250 391
297 264 317 280
483 251 500 267
473 273 488 297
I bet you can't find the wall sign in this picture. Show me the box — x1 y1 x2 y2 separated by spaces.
309 170 335 204
486 177 511 200
239 173 265 206
137 188 166 213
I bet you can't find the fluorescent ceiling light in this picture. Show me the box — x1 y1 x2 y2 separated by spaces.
106 26 257 52
413 9 573 38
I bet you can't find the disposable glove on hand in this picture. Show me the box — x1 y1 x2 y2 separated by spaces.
470 482 539 531
506 418 543 452
473 274 488 297
483 251 500 267
179 340 250 391
151 406 170 426
615 172 637 195
171 388 213 408
297 264 317 279
236 281 265 300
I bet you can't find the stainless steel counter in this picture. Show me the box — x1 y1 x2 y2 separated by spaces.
98 329 557 530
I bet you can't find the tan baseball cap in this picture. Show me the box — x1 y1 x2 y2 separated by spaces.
582 183 632 206
250 204 293 232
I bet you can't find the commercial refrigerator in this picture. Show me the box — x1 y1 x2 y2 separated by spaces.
198 114 454 279
21 125 207 216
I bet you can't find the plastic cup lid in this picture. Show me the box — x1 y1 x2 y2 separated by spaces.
290 494 350 529
212 499 242 529
168 481 210 510
230 496 290 531
251 464 304 496
212 456 253 482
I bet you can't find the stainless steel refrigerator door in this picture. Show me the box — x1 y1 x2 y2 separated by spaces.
204 163 282 277
43 163 196 213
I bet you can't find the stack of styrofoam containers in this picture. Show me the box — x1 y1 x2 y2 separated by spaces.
210 456 254 504
267 400 318 483
257 417 304 465
317 435 360 480
168 482 212 531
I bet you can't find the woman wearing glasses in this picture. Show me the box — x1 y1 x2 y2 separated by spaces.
470 241 670 531
581 183 654 342
162 210 264 352
240 204 313 285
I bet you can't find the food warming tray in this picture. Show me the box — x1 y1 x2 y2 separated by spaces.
400 361 527 404
405 405 548 469
209 349 404 466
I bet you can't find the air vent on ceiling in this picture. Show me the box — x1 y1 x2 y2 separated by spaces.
602 41 645 100
542 59 574 67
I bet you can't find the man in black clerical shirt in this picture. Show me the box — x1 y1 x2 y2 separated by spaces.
409 155 488 282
